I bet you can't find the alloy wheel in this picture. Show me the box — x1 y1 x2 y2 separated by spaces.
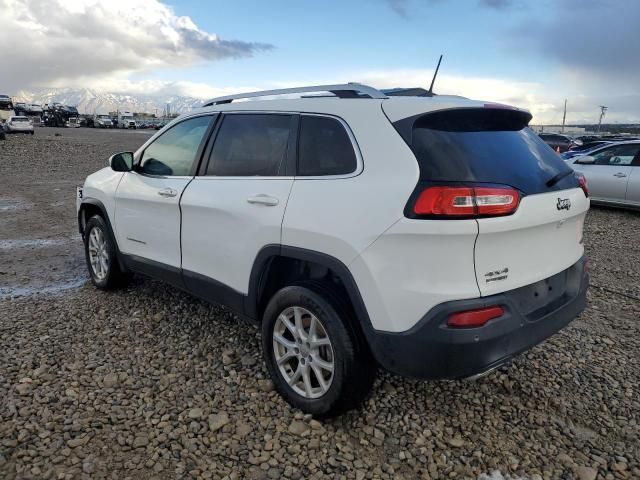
88 226 109 281
272 306 335 399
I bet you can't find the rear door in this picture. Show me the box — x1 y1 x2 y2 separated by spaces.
404 108 589 297
572 143 638 203
180 113 296 302
114 114 214 271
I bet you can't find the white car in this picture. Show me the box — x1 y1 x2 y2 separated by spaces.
5 116 34 134
76 83 590 416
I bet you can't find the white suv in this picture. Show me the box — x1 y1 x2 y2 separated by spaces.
77 84 590 416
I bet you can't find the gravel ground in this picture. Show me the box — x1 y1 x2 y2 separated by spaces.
1 129 639 480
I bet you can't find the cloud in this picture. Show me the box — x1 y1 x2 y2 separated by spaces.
385 0 410 17
277 68 639 124
0 0 273 92
516 0 640 89
479 0 511 9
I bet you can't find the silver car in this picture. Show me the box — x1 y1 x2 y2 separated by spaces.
5 116 34 135
568 141 640 209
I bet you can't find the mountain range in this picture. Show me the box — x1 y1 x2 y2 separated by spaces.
11 88 205 115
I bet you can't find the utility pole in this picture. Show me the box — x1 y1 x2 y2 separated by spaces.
597 105 607 133
561 99 567 133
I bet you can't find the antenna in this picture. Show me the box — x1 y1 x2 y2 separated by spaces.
428 54 443 95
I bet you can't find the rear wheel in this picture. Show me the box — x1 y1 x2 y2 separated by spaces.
84 215 129 289
262 284 376 417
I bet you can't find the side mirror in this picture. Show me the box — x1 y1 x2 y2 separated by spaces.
109 152 134 172
575 155 595 165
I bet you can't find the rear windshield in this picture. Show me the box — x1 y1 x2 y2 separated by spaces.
13 117 28 122
398 108 577 194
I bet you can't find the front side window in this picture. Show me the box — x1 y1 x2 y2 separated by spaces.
207 114 292 176
592 144 640 166
140 115 212 176
297 116 357 176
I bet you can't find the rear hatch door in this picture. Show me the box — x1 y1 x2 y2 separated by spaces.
398 106 589 296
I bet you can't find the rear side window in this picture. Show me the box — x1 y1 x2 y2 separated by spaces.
298 116 357 176
402 109 577 194
207 114 292 176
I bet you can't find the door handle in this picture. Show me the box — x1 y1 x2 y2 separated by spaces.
247 194 279 206
158 188 178 197
613 172 627 178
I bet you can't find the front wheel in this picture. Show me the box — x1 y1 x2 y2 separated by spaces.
262 285 376 417
83 215 129 289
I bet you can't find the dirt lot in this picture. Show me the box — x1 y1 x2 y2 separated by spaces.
0 128 639 480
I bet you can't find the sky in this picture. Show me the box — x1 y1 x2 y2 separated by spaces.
1 0 639 124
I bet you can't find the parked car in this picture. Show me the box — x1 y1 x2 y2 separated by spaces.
567 141 640 209
0 94 15 127
562 141 612 160
4 115 34 134
76 83 589 416
538 133 577 153
94 114 114 128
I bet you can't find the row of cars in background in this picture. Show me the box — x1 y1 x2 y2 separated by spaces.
538 132 640 210
0 94 169 135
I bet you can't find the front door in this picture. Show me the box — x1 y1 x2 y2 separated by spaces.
114 114 214 271
574 143 639 203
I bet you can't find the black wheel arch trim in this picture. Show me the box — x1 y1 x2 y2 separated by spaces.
247 245 380 353
78 198 127 272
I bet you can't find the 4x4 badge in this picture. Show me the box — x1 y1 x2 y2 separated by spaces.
557 198 571 211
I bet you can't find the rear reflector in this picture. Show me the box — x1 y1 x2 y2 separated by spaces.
413 186 520 217
576 173 589 197
447 306 504 328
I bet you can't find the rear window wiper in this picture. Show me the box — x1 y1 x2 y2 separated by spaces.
546 169 574 188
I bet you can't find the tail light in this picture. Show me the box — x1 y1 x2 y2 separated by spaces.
576 173 588 197
447 306 504 328
413 186 520 218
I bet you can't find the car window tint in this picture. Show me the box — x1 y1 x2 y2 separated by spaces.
298 116 357 176
140 116 212 176
206 114 292 176
593 144 640 166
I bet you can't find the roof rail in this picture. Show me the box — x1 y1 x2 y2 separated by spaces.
202 83 387 106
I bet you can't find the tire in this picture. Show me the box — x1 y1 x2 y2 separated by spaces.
83 215 129 289
262 283 376 417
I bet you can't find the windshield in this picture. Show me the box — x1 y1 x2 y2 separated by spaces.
403 108 577 194
12 117 28 122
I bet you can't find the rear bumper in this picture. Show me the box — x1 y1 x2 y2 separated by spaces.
369 256 588 380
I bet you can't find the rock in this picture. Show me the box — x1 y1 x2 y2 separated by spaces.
133 435 149 448
208 412 230 432
288 420 309 436
258 379 274 392
103 373 118 388
309 419 323 430
15 383 31 395
67 436 90 448
82 460 95 474
575 466 597 480
241 355 256 367
236 423 252 437
448 438 465 448
557 453 574 465
188 407 204 419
